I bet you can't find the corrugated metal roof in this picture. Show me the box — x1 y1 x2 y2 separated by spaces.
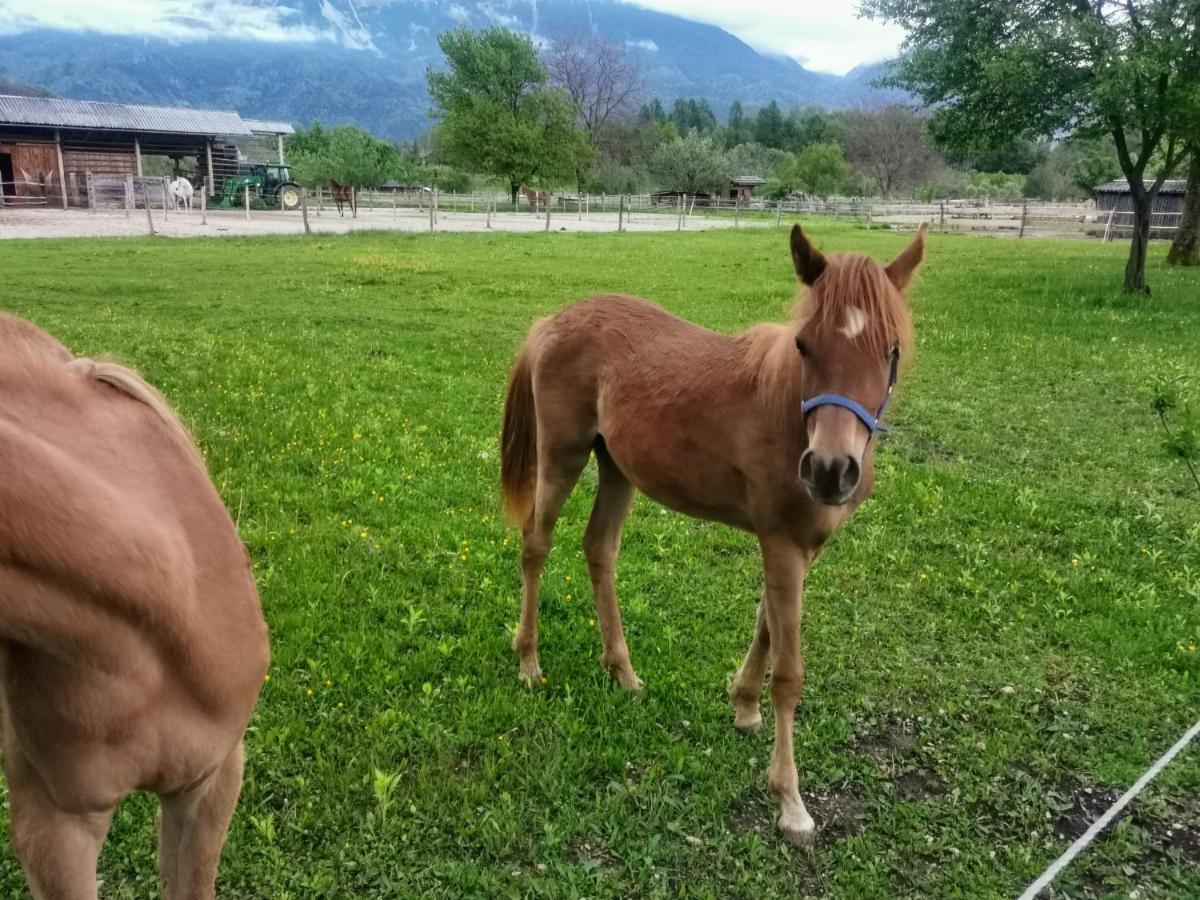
0 95 253 136
1095 178 1187 194
243 118 294 135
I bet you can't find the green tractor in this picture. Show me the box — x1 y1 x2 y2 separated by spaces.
213 164 302 211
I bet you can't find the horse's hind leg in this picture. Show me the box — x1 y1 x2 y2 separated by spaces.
158 741 244 900
6 748 114 899
584 444 641 691
513 444 590 684
730 596 770 733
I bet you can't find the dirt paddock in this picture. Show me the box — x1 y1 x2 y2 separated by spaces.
0 206 752 240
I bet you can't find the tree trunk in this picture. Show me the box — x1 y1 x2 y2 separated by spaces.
1167 152 1200 267
511 182 519 206
1124 184 1153 294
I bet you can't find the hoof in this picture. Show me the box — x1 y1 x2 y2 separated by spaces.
517 657 543 686
777 820 816 849
617 673 644 694
733 711 762 735
778 810 816 849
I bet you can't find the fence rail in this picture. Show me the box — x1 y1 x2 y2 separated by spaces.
2 181 1186 243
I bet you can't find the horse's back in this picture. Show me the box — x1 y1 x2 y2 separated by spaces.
0 315 267 783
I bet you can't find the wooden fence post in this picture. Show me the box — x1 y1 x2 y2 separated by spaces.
200 185 207 225
1019 200 1028 239
124 174 133 218
142 184 156 235
940 201 946 231
301 191 312 235
486 199 492 230
776 199 782 226
618 195 625 232
244 185 250 221
429 190 435 231
545 197 552 232
735 197 741 228
677 194 683 231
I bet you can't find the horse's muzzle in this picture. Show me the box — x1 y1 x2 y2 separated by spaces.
799 449 860 505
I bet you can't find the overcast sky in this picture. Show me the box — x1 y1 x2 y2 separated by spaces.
0 1 905 75
629 1 905 74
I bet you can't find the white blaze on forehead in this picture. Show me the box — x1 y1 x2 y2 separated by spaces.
840 307 867 339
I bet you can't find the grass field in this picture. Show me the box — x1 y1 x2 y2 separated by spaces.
1 225 1198 898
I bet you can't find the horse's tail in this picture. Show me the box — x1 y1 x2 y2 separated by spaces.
501 342 538 526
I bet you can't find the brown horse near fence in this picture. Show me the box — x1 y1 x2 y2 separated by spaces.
0 313 269 897
521 184 549 212
331 180 356 217
501 224 925 845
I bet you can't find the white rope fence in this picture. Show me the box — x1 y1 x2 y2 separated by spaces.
1017 715 1200 899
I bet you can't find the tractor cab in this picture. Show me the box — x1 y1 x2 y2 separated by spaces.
239 163 294 193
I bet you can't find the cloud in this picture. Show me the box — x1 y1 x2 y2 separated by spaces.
625 0 905 74
0 0 327 43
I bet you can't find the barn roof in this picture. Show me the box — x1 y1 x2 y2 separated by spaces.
0 94 288 137
243 118 295 135
1095 178 1188 195
730 174 767 186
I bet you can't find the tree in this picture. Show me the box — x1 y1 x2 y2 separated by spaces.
726 142 789 179
788 106 843 152
727 101 752 145
428 26 592 204
843 106 938 197
288 124 404 195
543 31 645 145
1167 149 1200 265
651 134 731 195
862 0 1200 293
671 98 718 135
752 101 789 149
786 143 851 197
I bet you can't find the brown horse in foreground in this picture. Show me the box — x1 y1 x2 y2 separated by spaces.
0 314 269 897
501 224 925 845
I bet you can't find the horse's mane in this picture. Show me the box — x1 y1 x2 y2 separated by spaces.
793 254 914 361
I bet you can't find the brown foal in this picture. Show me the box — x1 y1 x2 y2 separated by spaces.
501 224 925 845
0 314 269 898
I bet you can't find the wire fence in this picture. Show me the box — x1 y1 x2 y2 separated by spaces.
0 183 1186 243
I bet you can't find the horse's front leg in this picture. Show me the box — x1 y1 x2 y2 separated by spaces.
760 535 815 846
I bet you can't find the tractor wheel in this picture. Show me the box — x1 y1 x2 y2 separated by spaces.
278 183 302 211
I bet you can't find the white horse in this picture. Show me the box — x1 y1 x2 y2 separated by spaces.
168 177 194 214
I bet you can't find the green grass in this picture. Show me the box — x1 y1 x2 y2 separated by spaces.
1 225 1198 899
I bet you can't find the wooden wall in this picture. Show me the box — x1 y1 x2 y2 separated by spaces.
62 148 136 176
0 141 61 205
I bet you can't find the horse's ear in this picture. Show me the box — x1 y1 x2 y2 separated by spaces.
885 223 928 291
790 224 827 286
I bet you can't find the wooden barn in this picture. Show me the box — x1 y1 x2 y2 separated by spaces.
0 95 292 209
1094 178 1187 239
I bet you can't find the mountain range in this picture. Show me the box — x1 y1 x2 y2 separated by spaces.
0 0 906 139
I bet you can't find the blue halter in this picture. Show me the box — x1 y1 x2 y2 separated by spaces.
800 348 900 436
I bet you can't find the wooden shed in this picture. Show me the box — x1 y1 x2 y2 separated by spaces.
0 95 292 209
727 175 766 203
1094 178 1187 239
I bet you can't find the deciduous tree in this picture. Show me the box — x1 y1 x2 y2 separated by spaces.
862 0 1200 293
651 133 730 196
428 27 592 204
843 106 938 198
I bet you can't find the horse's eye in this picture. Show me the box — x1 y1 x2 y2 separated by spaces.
795 337 810 358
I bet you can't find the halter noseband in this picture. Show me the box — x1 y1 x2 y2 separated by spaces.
800 347 900 436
